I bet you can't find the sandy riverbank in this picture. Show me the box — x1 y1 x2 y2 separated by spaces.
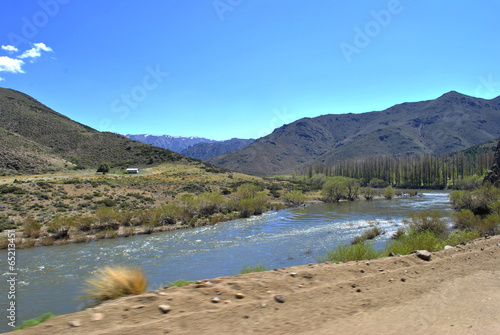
9 235 499 335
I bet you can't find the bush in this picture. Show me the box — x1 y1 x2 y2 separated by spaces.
385 230 444 255
94 207 120 230
369 178 389 188
319 242 379 263
282 190 307 206
451 209 479 230
322 178 346 202
46 215 74 239
239 264 269 274
351 226 384 244
197 192 224 216
169 279 196 287
445 230 480 246
13 313 55 330
361 187 376 200
383 186 396 199
23 218 42 238
83 266 149 302
404 211 448 238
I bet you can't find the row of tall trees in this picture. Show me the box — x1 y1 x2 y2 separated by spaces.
304 149 495 189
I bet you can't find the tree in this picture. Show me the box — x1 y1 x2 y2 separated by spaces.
97 163 110 174
322 178 346 202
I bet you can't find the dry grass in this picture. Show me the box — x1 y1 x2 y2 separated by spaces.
83 266 149 302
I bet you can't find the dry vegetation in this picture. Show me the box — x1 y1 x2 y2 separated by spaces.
0 162 305 248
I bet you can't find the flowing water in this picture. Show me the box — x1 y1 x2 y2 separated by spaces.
0 192 452 332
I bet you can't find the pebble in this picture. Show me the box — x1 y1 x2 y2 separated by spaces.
416 250 431 261
444 245 454 250
235 293 245 299
274 295 287 303
68 320 81 327
158 305 172 314
132 304 146 309
290 272 297 277
401 278 406 282
211 297 221 303
91 313 104 321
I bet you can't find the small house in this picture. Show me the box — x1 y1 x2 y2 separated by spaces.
126 168 139 174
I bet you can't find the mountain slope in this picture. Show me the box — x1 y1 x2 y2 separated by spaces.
122 134 218 153
0 88 183 173
207 91 500 176
180 138 255 160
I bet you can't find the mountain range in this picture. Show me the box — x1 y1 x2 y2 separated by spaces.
207 91 500 176
2 88 499 177
0 88 184 174
122 134 254 160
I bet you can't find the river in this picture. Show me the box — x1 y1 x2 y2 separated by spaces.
0 192 452 332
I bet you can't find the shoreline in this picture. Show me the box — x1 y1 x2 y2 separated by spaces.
10 235 500 334
0 192 426 250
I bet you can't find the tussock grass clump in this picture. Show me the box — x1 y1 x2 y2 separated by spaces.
239 264 269 275
83 266 149 303
445 230 480 246
319 242 380 263
351 226 384 244
13 312 55 330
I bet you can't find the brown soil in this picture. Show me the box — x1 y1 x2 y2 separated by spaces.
12 236 500 335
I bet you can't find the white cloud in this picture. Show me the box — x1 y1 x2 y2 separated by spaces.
1 45 18 53
0 56 25 74
0 77 4 82
18 43 53 59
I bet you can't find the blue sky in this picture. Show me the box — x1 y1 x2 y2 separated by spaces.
1 1 499 141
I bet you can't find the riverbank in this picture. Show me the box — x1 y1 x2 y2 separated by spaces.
10 235 500 334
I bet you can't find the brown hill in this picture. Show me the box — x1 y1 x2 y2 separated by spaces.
207 91 500 176
0 88 183 174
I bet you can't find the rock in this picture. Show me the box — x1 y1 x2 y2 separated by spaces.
158 305 172 314
389 252 396 257
91 313 104 321
401 278 406 282
235 293 245 299
290 272 297 277
274 295 287 303
68 320 81 327
444 245 454 250
132 304 146 309
416 250 432 261
211 297 221 303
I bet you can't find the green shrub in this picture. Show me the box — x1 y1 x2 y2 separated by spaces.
322 178 346 202
383 186 396 199
351 226 384 244
239 264 269 274
13 312 55 330
282 190 307 206
23 218 42 238
197 192 224 216
451 209 479 230
405 211 448 238
169 279 196 287
361 187 376 200
319 242 379 263
445 230 480 246
369 178 389 188
46 215 74 239
385 230 444 256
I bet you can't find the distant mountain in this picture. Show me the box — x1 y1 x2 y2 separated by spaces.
207 91 500 176
0 88 184 174
122 134 218 153
180 138 255 160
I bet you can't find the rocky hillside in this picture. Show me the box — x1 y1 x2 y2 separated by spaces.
0 88 184 174
208 91 500 176
180 138 254 160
